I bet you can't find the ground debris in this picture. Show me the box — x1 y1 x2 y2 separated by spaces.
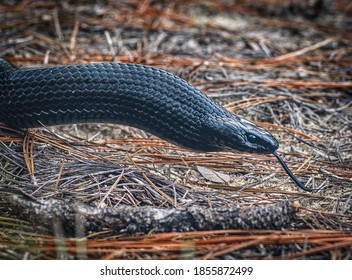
0 0 351 259
4 190 296 235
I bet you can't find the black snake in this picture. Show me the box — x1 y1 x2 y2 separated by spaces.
0 58 312 191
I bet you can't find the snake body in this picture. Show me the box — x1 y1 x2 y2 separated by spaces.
0 58 311 191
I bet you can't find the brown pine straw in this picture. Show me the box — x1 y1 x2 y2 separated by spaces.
127 154 177 207
2 226 350 260
1 0 351 260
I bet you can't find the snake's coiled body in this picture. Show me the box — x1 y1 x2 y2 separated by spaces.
0 58 312 191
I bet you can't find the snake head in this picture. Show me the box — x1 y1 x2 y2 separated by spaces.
206 116 279 154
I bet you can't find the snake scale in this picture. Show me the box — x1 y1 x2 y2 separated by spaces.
0 58 312 191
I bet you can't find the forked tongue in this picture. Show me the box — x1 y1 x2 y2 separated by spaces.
273 151 313 192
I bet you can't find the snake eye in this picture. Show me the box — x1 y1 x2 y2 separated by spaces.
248 135 257 143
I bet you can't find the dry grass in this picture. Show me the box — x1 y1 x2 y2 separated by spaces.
0 0 351 259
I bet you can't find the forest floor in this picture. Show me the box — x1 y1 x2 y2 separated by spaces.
0 0 351 259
